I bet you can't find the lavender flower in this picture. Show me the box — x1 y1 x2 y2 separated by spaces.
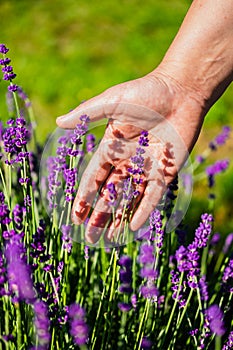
31 220 47 260
61 224 72 253
222 259 233 293
63 167 77 202
196 155 205 164
223 233 233 254
194 213 213 248
84 245 89 260
33 300 51 348
0 44 18 91
118 255 133 295
138 244 158 301
149 209 164 253
139 130 149 146
206 159 229 187
141 336 152 349
0 192 12 225
170 270 186 307
86 133 95 153
46 155 66 209
209 126 231 150
5 240 36 302
71 114 90 144
223 331 233 350
2 117 30 164
0 252 7 296
206 305 225 336
69 303 89 346
0 43 9 54
122 177 134 206
199 275 209 302
118 302 132 312
140 280 159 300
107 182 117 206
12 203 25 231
175 245 190 273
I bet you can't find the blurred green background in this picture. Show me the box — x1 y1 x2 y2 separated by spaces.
1 0 233 235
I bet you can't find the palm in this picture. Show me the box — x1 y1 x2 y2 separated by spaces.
57 69 205 243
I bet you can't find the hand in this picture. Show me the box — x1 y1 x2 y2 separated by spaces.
56 68 206 244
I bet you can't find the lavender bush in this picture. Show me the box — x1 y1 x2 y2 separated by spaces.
0 44 232 350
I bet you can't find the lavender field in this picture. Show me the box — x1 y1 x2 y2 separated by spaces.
0 44 233 350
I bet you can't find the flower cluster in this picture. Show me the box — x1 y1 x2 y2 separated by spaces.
5 239 36 303
128 130 149 185
46 116 89 208
61 224 72 253
118 255 133 302
175 213 213 289
222 259 233 293
69 303 89 346
0 192 11 226
86 133 95 153
138 244 158 300
0 43 18 92
149 209 164 253
33 301 51 349
107 182 117 207
223 331 233 350
2 117 30 165
209 126 231 150
205 304 225 336
63 168 77 202
206 159 229 187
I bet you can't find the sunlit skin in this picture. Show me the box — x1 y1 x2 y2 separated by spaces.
57 0 233 243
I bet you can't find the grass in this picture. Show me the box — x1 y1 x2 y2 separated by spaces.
0 0 202 139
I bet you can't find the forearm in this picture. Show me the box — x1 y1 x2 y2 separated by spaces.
156 0 233 111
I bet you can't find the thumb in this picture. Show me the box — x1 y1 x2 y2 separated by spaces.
56 90 113 129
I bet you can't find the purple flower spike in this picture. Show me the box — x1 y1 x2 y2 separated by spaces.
209 126 231 150
5 241 36 302
61 225 72 253
69 303 89 346
206 305 225 336
0 44 9 54
118 302 132 312
86 133 95 153
222 331 233 350
141 336 152 349
206 159 229 187
107 182 117 206
194 213 213 248
118 255 133 295
34 301 51 348
223 233 233 254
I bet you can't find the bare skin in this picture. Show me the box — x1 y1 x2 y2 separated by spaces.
57 0 233 243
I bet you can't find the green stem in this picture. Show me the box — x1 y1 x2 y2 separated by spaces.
164 271 184 337
215 336 221 350
15 303 22 349
134 299 150 350
91 249 116 347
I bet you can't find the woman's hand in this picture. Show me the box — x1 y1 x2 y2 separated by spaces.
57 68 205 243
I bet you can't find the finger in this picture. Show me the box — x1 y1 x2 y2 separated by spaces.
71 151 112 226
56 88 115 129
84 164 130 244
129 177 166 231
